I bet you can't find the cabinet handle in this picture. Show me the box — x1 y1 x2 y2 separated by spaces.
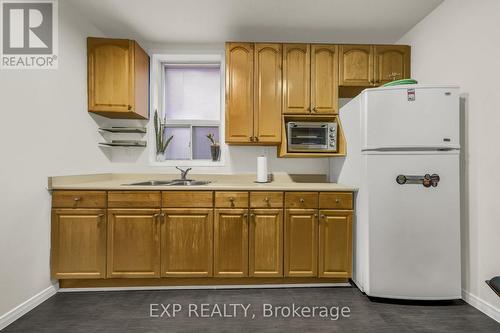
127 105 132 111
73 197 81 202
299 198 305 203
264 197 269 202
250 213 255 217
321 215 325 219
314 214 318 217
312 106 317 113
243 213 248 218
254 136 259 142
335 199 340 204
249 136 254 142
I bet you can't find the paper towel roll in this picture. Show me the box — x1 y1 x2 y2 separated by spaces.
256 156 268 183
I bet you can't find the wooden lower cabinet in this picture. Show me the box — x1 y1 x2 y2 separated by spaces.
52 190 354 285
249 209 283 277
51 209 106 279
284 209 318 277
161 209 213 277
214 209 249 277
107 209 161 278
318 210 353 278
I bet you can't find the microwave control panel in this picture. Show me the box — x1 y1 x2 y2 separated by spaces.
328 122 338 151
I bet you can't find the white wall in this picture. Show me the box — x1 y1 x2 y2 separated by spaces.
0 1 328 323
399 0 500 320
0 1 109 319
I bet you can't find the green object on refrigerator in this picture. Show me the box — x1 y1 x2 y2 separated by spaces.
383 79 418 87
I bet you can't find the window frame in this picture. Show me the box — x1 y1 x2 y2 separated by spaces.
149 53 225 167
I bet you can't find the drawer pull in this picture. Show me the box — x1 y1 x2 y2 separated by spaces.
299 198 305 203
264 197 269 202
321 215 325 219
73 197 82 202
335 199 340 203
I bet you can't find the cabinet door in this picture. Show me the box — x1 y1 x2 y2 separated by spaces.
284 209 318 277
161 209 213 277
225 42 254 143
249 209 283 277
283 44 310 114
51 209 106 279
88 38 133 114
339 45 374 86
311 44 338 114
318 210 353 278
107 209 161 278
374 45 411 85
254 43 282 143
214 209 249 277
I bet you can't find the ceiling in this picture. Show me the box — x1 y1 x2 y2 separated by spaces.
66 0 443 45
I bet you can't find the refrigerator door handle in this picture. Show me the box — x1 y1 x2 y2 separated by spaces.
396 174 440 187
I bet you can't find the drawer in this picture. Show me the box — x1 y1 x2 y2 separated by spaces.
52 191 106 208
108 191 161 208
250 192 283 208
215 191 249 208
319 192 353 210
285 192 318 209
162 191 213 208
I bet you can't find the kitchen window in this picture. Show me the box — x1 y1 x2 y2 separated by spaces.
155 58 222 164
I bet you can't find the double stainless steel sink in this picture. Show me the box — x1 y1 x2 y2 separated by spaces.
126 179 211 186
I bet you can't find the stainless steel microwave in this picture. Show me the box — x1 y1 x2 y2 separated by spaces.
287 121 338 152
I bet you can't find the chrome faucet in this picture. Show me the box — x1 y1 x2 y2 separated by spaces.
175 167 192 180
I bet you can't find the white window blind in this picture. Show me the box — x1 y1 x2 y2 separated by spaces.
164 65 220 121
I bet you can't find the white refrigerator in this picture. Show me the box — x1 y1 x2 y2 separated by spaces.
331 85 461 300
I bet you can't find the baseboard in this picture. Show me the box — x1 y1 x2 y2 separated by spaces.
462 289 500 323
59 282 351 292
0 284 59 330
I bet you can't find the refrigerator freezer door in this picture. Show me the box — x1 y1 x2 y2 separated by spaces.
364 151 461 299
362 87 460 150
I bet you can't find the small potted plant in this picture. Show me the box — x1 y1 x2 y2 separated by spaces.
206 133 220 162
154 110 173 161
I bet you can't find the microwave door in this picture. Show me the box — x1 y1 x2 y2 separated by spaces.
289 126 328 150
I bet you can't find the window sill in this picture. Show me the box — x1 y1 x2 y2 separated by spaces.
149 160 226 167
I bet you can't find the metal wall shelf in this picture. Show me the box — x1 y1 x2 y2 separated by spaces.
99 127 147 134
99 140 147 147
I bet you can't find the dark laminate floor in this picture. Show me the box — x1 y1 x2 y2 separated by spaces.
3 286 499 333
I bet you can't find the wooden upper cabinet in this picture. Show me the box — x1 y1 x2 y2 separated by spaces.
374 45 411 85
283 44 311 114
249 209 283 277
284 209 318 277
254 43 282 143
51 209 106 279
107 209 161 278
311 44 339 114
87 37 149 119
339 44 373 86
318 210 352 278
161 209 213 277
214 209 249 277
225 42 254 143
